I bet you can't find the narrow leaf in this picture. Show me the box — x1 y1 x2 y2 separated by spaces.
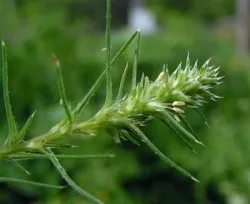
74 31 138 118
194 107 209 128
155 114 197 154
53 55 73 125
132 30 141 89
73 71 105 118
162 111 204 146
116 62 129 101
111 30 138 65
178 114 199 139
17 110 37 142
121 130 140 146
44 143 78 149
11 153 115 160
0 177 65 189
1 41 17 144
43 148 104 204
8 158 31 175
127 123 199 182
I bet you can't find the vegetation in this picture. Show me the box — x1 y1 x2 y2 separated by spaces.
1 0 250 203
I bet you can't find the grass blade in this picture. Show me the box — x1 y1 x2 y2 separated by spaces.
116 62 129 101
111 31 138 65
194 107 209 128
120 130 140 146
11 153 115 160
73 71 105 118
132 30 141 89
104 0 112 106
178 114 199 139
43 148 103 204
126 122 199 182
53 55 73 125
162 111 204 146
74 31 138 118
44 143 78 149
0 177 65 189
1 41 17 144
155 114 197 154
17 110 37 143
8 158 31 175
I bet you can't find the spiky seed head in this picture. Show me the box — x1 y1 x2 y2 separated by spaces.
156 72 165 81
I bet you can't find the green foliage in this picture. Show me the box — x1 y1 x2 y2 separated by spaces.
149 0 234 22
0 0 222 203
1 0 250 204
1 41 18 145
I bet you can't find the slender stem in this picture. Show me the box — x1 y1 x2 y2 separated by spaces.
0 177 65 189
104 0 112 106
10 153 115 160
43 148 103 204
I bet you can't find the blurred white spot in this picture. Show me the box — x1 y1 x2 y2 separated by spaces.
128 6 157 34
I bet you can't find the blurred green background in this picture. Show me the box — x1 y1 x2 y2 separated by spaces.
1 0 250 203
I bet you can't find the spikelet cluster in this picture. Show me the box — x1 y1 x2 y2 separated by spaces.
75 56 222 182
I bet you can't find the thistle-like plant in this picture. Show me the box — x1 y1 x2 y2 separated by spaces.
0 0 222 203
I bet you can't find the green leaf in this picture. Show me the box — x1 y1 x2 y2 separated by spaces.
73 71 105 118
126 122 199 182
178 114 199 139
120 129 140 146
132 30 141 89
54 55 73 125
104 0 112 106
73 31 139 118
111 30 138 65
116 62 129 101
8 157 31 175
193 107 209 128
155 114 197 154
43 148 104 204
11 153 116 160
162 111 204 146
44 143 78 149
17 110 37 143
0 177 65 189
1 41 18 145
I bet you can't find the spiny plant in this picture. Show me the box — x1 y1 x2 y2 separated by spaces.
0 0 222 203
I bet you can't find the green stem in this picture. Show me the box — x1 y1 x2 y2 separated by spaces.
0 177 65 189
43 148 103 204
104 0 112 106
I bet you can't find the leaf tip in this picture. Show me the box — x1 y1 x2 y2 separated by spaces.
192 176 200 183
52 53 61 68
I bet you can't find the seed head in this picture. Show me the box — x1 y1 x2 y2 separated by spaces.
156 72 165 81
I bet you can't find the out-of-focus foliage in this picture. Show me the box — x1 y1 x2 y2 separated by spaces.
0 0 250 204
149 0 234 22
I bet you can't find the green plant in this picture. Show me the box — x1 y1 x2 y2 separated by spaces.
0 0 222 203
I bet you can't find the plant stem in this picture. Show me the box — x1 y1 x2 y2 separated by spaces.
104 0 112 106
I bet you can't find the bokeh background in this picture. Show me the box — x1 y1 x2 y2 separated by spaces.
1 0 250 203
